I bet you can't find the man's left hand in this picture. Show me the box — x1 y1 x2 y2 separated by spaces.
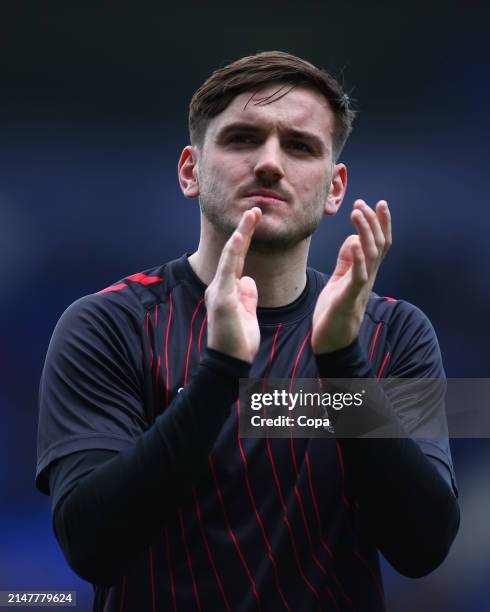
311 199 392 354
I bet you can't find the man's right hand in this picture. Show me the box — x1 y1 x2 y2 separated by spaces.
205 207 262 363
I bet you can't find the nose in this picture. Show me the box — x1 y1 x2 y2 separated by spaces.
253 137 285 184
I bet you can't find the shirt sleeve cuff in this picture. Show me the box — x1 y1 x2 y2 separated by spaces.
200 347 252 380
315 337 375 378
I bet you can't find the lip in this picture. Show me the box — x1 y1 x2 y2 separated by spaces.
244 190 287 203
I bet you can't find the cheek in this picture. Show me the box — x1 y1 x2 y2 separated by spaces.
210 156 252 185
295 170 331 203
288 163 326 190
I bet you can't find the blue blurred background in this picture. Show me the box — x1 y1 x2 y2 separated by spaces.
1 2 489 610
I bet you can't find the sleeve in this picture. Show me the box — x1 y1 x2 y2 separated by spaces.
383 300 457 496
36 292 146 495
314 300 460 577
48 348 251 586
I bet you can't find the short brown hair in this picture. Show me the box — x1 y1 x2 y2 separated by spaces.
189 50 356 161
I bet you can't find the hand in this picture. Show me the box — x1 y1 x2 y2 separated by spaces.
205 207 263 363
311 199 392 354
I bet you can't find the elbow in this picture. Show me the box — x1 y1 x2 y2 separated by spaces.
53 505 122 587
64 548 121 587
63 543 122 587
384 495 460 578
388 537 455 578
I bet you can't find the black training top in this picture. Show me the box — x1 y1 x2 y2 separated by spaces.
36 254 458 612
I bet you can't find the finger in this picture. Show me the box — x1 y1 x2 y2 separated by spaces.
349 239 368 291
215 208 261 292
353 199 385 256
235 207 262 278
351 206 378 271
375 200 392 255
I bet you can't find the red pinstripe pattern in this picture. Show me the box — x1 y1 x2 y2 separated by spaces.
179 509 202 612
286 328 350 610
208 455 262 611
184 321 231 612
261 323 283 393
155 355 161 411
164 528 177 612
288 328 312 473
118 575 126 612
197 313 207 353
335 442 350 508
304 452 333 559
137 285 386 610
192 487 232 612
290 328 312 380
236 399 292 611
145 311 150 335
335 423 386 605
266 437 319 600
369 322 382 363
292 479 340 610
261 326 322 607
353 549 386 608
377 352 391 378
148 546 156 612
269 323 282 364
165 293 173 406
184 299 204 384
304 452 354 609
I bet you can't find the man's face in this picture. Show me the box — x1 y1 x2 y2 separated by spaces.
188 85 345 252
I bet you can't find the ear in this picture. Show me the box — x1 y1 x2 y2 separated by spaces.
177 145 200 199
324 163 347 216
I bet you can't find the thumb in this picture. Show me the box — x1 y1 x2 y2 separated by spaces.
238 276 258 314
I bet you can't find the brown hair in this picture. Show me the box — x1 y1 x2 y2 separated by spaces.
189 50 356 161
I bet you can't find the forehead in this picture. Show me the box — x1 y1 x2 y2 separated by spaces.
207 85 334 145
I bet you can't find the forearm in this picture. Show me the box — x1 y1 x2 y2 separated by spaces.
52 348 250 586
316 339 460 577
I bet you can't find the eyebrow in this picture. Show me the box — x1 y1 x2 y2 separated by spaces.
215 121 327 153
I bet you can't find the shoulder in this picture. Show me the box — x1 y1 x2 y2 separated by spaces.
310 268 441 376
365 292 435 333
311 267 433 334
364 293 443 378
49 263 174 356
94 263 169 310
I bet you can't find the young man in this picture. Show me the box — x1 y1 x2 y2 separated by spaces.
36 51 459 611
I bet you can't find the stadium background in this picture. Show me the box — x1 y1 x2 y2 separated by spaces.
1 2 489 610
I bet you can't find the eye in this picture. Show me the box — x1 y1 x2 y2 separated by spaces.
228 134 258 145
288 141 313 154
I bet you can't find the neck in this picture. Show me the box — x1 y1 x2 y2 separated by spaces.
188 221 310 307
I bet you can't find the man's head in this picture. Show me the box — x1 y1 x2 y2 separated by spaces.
178 51 355 253
189 51 355 163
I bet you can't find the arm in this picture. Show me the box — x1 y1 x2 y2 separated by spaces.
50 348 249 586
42 207 264 586
316 338 459 577
312 199 459 577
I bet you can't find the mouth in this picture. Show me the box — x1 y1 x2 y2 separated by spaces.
243 190 287 205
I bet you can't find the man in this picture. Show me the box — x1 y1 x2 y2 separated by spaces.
36 51 459 611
